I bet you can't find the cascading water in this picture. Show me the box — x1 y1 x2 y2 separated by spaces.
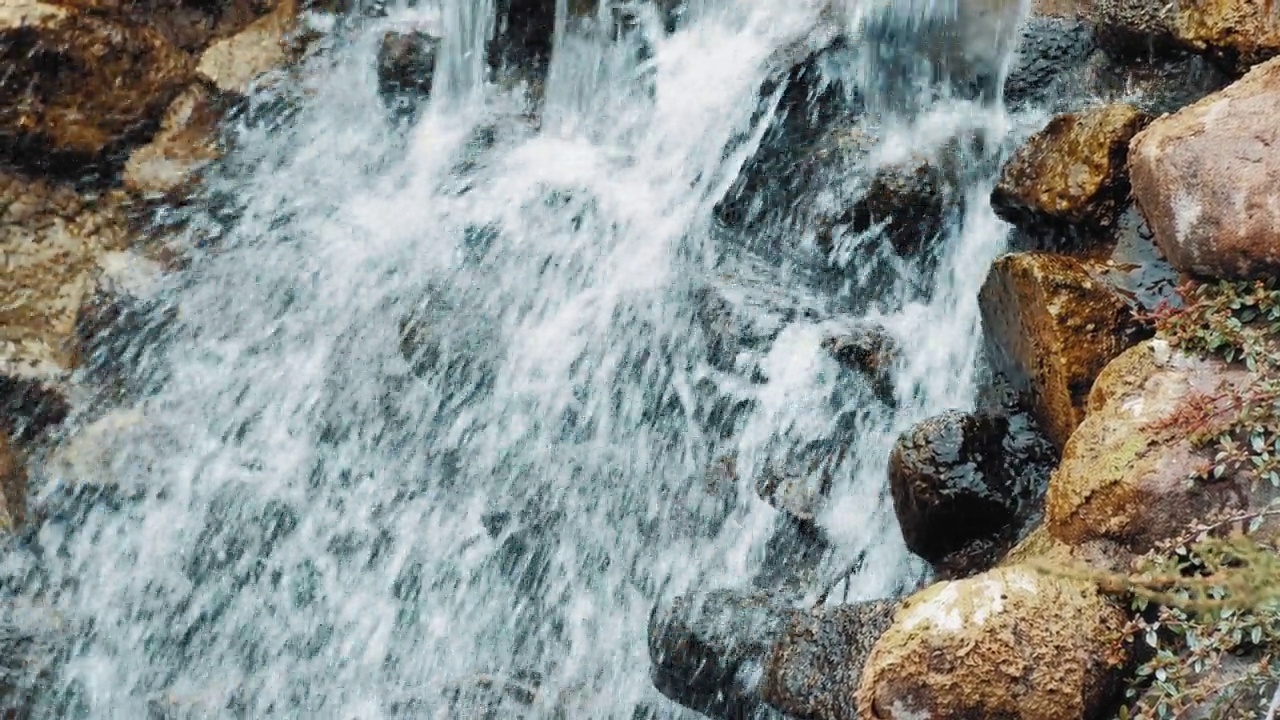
0 0 1042 716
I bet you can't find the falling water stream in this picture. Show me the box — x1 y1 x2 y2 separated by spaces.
1 0 1042 716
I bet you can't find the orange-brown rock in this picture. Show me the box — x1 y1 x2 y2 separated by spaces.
43 0 275 52
0 171 134 425
1094 0 1280 67
0 431 25 531
1044 339 1280 553
195 0 298 95
1129 56 1280 280
978 252 1142 450
0 0 194 156
856 564 1128 720
123 82 224 197
993 103 1150 228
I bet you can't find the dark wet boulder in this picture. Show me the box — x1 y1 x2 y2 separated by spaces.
377 27 439 119
1003 16 1097 112
648 590 795 720
760 599 900 720
888 407 1056 576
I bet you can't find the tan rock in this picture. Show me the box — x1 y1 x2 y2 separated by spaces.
993 103 1150 228
0 0 193 156
856 564 1127 720
978 252 1142 450
0 171 133 419
195 0 297 95
1129 57 1280 280
1044 339 1280 553
123 82 223 197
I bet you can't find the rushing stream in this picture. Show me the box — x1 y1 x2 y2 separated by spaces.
1 0 1041 716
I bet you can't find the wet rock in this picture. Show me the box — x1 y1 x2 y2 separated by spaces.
1128 56 1280 280
1094 0 1280 69
648 590 794 720
0 171 134 434
755 466 832 529
1003 16 1097 111
1045 339 1280 554
760 599 898 720
0 0 194 159
1082 49 1235 116
979 252 1144 450
0 432 26 532
992 103 1150 237
195 0 298 95
123 82 224 198
857 564 1128 720
888 408 1057 576
820 323 899 403
377 27 439 117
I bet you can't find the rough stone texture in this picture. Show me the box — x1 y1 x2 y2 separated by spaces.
1044 339 1280 553
195 0 296 95
1128 57 1280 280
820 323 899 404
0 171 133 430
0 0 194 157
0 431 26 532
376 26 438 118
1095 0 1280 67
1004 16 1098 111
123 82 223 197
44 0 275 52
760 599 899 720
993 103 1150 229
857 564 1128 720
889 407 1058 578
648 590 794 720
979 252 1143 450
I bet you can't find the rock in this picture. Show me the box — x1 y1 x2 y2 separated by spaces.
857 564 1128 720
0 432 26 532
888 408 1057 576
0 171 134 433
0 0 194 159
821 323 899 404
1003 16 1097 111
123 82 224 198
648 590 794 720
1082 49 1234 116
1094 0 1280 68
1044 339 1280 553
195 0 297 95
992 104 1150 234
760 599 898 720
44 0 276 52
1128 57 1280 280
818 152 955 260
979 252 1144 450
376 27 439 117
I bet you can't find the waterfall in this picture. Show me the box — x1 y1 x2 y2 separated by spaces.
2 0 1032 716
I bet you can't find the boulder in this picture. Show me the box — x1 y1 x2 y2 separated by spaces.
0 431 26 532
1003 16 1098 111
195 0 297 95
820 323 899 404
888 408 1057 576
979 252 1144 450
44 0 276 52
1128 57 1280 280
856 564 1128 720
648 590 794 720
0 0 193 158
376 27 439 118
992 103 1150 233
1094 0 1280 68
1045 339 1280 553
760 599 900 720
123 82 224 198
0 171 134 432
